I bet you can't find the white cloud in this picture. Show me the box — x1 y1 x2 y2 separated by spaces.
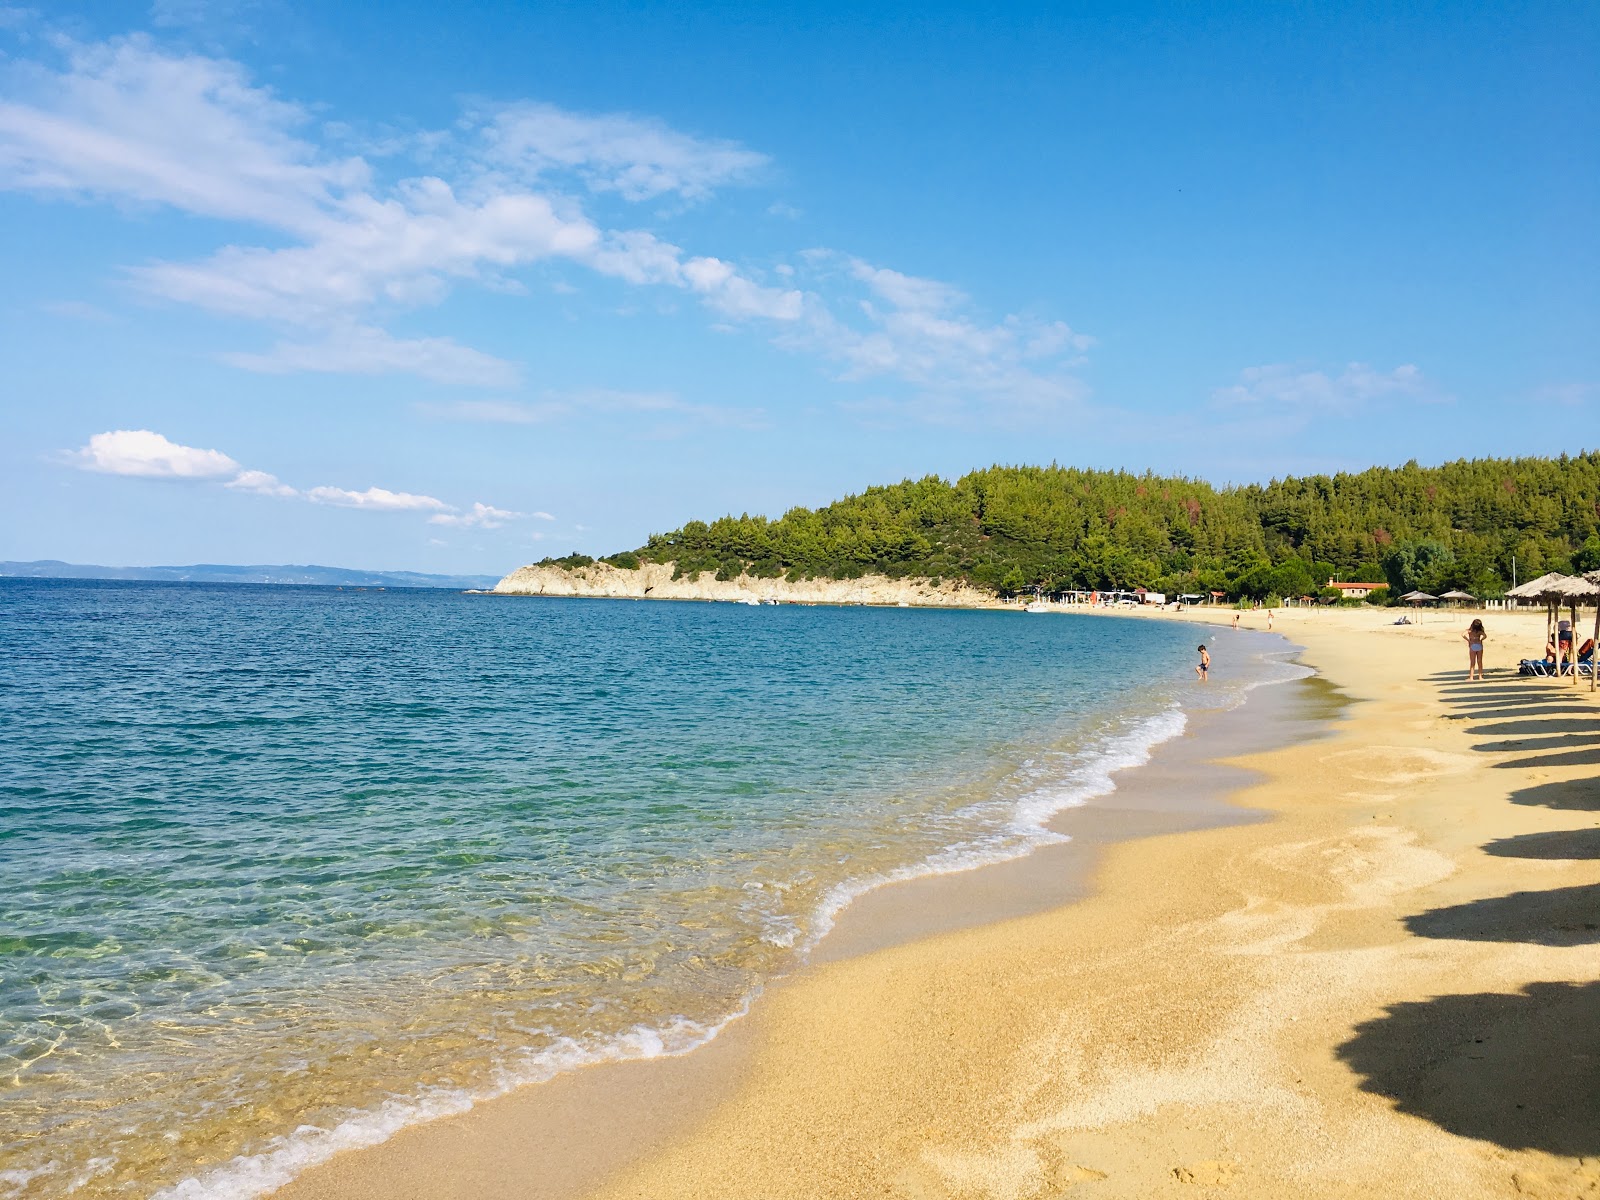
224 468 297 497
0 35 364 233
57 428 536 525
65 428 240 478
5 34 1090 406
134 182 600 325
479 101 768 201
428 501 519 529
222 325 522 388
775 254 1094 417
305 485 450 512
848 259 966 314
1213 363 1433 412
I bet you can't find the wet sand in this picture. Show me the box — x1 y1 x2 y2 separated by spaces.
277 606 1600 1200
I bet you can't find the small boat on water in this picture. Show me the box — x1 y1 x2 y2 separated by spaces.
1025 600 1050 613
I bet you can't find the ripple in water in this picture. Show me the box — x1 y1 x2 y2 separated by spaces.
0 580 1234 1199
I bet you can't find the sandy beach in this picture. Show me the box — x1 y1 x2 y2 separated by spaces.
276 604 1600 1200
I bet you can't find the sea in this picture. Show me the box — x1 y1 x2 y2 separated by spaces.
0 579 1294 1200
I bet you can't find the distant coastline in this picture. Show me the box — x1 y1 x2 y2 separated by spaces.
0 561 501 590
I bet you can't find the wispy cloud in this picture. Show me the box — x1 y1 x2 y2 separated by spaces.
1212 362 1437 413
221 325 523 388
224 467 297 497
418 388 765 430
477 101 769 201
2 32 1089 410
305 485 448 512
778 252 1095 418
0 34 364 231
428 501 519 528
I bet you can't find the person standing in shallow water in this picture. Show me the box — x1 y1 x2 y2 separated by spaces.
1196 644 1210 681
1463 618 1487 681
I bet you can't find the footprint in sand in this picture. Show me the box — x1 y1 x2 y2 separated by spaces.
1510 1157 1600 1197
1172 1160 1241 1186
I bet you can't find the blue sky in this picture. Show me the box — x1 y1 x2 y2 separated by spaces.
3 1 1596 574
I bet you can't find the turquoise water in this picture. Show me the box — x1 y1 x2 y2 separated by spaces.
0 581 1260 1199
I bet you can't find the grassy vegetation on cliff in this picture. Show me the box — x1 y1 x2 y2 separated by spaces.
537 455 1600 600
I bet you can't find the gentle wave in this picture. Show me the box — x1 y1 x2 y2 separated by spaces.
155 706 1188 1200
152 1007 752 1200
808 705 1188 942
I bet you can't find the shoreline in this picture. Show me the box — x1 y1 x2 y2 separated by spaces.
266 624 1322 1200
237 604 1599 1200
580 605 1600 1199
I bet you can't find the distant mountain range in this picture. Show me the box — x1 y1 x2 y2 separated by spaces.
0 560 501 589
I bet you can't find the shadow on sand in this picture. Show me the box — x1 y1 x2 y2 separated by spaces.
1347 670 1600 1157
1403 883 1600 945
1508 777 1600 812
1494 746 1600 771
1468 717 1600 737
1482 828 1600 860
1337 981 1600 1156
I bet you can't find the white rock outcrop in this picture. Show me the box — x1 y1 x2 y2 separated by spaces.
490 561 1005 608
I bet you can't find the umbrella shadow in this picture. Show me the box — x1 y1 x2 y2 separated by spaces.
1494 747 1600 771
1482 829 1600 860
1509 777 1600 811
1471 732 1600 754
1469 718 1600 736
1403 883 1600 946
1336 981 1600 1156
1448 706 1599 727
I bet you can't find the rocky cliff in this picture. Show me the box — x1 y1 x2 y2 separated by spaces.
490 561 1005 608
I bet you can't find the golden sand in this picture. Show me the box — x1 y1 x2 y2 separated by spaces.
278 606 1600 1200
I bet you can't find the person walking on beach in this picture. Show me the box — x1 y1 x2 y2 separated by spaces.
1196 644 1210 681
1231 612 1240 631
1463 618 1487 681
1266 609 1275 630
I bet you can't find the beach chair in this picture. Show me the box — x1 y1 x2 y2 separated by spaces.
1519 659 1557 677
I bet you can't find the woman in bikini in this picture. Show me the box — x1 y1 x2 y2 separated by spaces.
1463 618 1487 681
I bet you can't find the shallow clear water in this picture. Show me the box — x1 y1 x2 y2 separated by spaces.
0 581 1255 1199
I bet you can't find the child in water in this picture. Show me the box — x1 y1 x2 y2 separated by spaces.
1196 644 1210 681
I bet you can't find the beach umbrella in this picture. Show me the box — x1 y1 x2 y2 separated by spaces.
1543 575 1600 688
1397 590 1436 625
1438 589 1476 606
1505 572 1566 602
1507 572 1570 658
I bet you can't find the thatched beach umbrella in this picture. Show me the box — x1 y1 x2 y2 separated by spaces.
1543 574 1600 688
1506 572 1570 660
1439 589 1476 606
1505 572 1567 604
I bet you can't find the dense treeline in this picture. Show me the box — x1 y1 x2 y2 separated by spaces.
543 455 1600 603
